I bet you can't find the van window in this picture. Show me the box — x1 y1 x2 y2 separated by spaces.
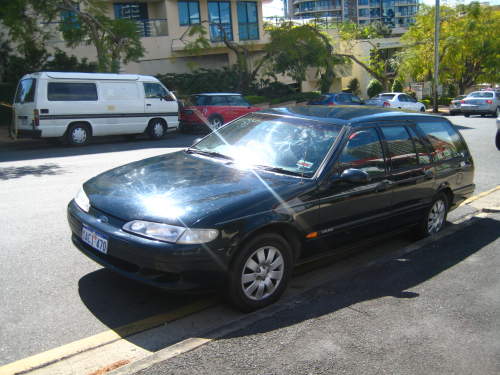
144 83 167 99
407 126 431 164
48 82 98 101
15 79 37 103
416 121 465 161
380 126 418 170
337 128 386 178
100 82 139 100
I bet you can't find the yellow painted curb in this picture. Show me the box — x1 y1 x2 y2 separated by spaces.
459 185 500 206
0 298 216 375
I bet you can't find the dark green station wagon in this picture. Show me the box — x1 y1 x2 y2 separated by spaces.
68 106 475 311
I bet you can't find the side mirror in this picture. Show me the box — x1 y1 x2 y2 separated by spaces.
339 168 371 184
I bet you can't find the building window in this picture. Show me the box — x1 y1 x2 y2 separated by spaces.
358 0 369 5
208 1 233 41
178 1 200 26
114 3 150 37
359 8 369 17
237 2 258 40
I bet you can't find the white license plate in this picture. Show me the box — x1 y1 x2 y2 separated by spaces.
82 225 108 254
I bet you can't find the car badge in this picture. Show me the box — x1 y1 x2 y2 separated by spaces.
98 215 109 223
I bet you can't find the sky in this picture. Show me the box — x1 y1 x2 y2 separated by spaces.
262 0 500 17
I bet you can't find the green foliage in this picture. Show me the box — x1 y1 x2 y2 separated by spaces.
244 96 268 105
438 97 453 106
391 79 404 92
400 3 500 94
268 92 321 105
421 99 431 107
404 89 417 99
346 78 360 95
257 81 295 99
367 79 383 98
45 50 98 73
265 23 343 92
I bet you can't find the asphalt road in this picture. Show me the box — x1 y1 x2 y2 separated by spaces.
0 114 498 366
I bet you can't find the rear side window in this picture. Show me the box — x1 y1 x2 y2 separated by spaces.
48 82 97 101
15 79 37 103
226 95 249 106
380 126 418 170
337 128 386 178
407 126 431 164
416 121 466 161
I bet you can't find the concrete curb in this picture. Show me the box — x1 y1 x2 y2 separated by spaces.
108 190 500 375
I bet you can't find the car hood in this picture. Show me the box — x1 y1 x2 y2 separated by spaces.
84 151 305 227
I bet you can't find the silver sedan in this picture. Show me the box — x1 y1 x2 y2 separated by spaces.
461 91 500 117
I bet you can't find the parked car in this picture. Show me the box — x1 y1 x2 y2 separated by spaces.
179 93 261 132
68 106 475 312
12 72 179 146
449 95 467 115
496 114 500 150
460 91 500 117
365 92 426 112
307 92 364 106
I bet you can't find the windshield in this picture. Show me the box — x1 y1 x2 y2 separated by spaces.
191 114 342 177
468 92 493 98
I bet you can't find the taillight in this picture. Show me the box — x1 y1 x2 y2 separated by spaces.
383 101 390 107
328 102 335 106
33 109 40 127
460 100 465 104
486 100 493 104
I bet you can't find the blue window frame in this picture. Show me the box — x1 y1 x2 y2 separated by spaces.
114 3 150 37
237 2 258 41
208 1 233 41
178 1 200 26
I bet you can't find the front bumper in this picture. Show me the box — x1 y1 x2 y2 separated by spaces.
67 200 227 291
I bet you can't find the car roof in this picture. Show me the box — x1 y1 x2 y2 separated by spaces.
193 93 242 96
22 72 159 82
258 106 442 125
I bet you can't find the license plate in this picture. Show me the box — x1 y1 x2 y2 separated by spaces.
82 225 108 254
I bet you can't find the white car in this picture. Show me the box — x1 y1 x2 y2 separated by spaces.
496 114 500 150
366 92 426 112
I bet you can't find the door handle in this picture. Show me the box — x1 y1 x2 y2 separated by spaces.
146 104 151 107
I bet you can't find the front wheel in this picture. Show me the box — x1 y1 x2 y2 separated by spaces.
420 106 426 112
227 233 293 312
495 131 500 150
414 193 449 239
147 119 167 140
464 113 470 118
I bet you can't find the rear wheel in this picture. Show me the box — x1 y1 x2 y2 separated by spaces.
464 113 470 117
493 107 500 117
420 106 425 112
208 115 224 130
414 193 449 239
496 131 500 150
227 233 293 312
66 123 91 146
147 119 167 140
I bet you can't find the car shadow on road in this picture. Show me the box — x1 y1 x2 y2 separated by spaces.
76 215 499 353
0 163 65 180
0 133 201 163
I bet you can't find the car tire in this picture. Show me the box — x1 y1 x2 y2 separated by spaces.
147 118 167 140
208 115 224 130
496 131 500 150
414 192 449 239
464 113 470 117
227 232 293 312
494 107 500 117
420 106 425 112
66 123 91 146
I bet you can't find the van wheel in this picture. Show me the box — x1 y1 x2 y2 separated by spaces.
227 233 293 312
67 123 91 146
414 193 449 239
147 119 167 140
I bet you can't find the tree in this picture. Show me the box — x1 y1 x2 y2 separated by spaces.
0 0 144 73
367 79 383 98
336 21 398 91
399 3 500 94
392 79 403 92
266 22 346 93
347 78 360 95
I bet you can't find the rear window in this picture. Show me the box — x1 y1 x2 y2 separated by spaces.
15 79 37 103
468 91 493 98
48 82 98 101
416 121 467 161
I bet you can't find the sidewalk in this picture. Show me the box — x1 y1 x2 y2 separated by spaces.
112 189 500 375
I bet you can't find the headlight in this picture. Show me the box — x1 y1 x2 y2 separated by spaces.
75 187 90 212
123 220 218 244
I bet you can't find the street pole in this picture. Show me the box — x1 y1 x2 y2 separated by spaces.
433 0 440 113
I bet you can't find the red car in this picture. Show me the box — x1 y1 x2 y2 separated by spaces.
179 93 261 132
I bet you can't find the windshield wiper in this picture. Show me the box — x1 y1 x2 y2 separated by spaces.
253 165 304 177
185 148 233 161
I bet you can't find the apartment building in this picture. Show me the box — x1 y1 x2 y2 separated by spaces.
285 0 418 29
48 0 267 75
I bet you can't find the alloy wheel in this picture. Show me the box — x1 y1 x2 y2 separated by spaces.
241 246 284 301
71 127 87 144
427 199 446 234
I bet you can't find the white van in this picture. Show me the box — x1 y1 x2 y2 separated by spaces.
12 72 179 145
